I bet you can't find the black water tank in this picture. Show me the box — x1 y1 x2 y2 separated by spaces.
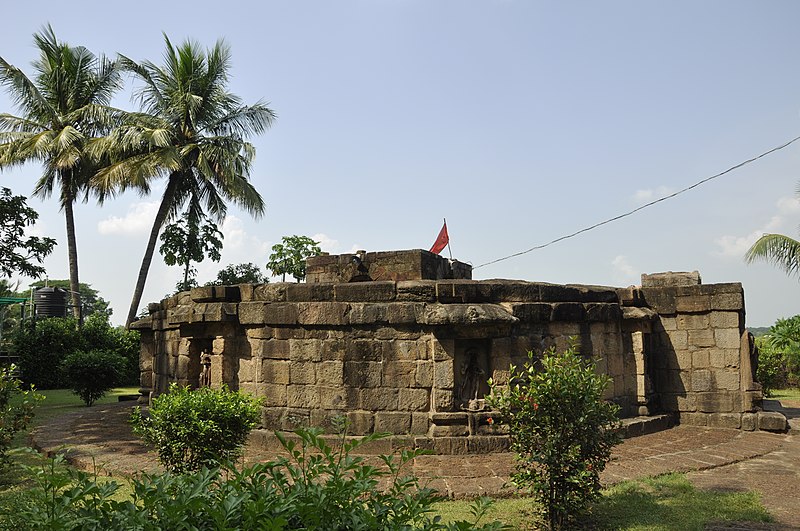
34 287 68 318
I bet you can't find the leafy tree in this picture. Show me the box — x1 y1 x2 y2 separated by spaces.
0 188 56 279
159 208 223 292
745 182 800 278
91 36 274 327
208 262 267 285
13 317 83 389
0 364 42 465
0 26 121 318
61 349 126 406
757 315 800 393
28 279 111 318
267 235 322 282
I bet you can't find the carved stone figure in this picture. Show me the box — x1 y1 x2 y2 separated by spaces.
199 351 212 388
459 347 485 403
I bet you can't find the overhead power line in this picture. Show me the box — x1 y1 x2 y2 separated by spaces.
473 134 800 270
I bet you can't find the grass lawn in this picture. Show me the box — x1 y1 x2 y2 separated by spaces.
434 473 772 530
771 387 800 402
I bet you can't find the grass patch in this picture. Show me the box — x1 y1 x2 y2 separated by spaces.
433 474 772 530
771 388 800 402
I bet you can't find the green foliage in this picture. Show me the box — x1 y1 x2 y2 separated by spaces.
13 317 84 389
159 208 224 292
0 187 56 279
12 427 508 530
28 279 111 318
208 262 268 285
488 346 621 530
267 235 322 282
0 365 42 464
744 181 800 278
61 350 126 406
130 384 261 473
757 315 800 394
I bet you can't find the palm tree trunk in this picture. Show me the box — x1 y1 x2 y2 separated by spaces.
126 177 179 327
63 188 81 320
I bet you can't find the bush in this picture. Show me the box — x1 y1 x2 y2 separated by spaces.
13 317 83 389
130 384 262 473
0 364 42 464
80 313 141 386
61 350 127 406
14 428 508 530
488 346 621 530
757 315 800 395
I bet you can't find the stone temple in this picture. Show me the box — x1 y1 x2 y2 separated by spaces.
133 249 786 454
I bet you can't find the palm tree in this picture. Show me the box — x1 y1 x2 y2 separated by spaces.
745 183 800 279
0 26 121 318
92 36 274 326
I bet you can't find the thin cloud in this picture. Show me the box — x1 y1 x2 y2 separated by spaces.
715 195 800 257
633 186 675 203
611 255 639 285
97 202 159 236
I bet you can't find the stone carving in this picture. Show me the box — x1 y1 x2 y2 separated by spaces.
199 351 212 388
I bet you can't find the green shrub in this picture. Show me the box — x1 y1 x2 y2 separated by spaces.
130 383 262 473
488 346 621 530
61 350 127 406
757 315 800 394
13 317 84 389
14 428 508 530
0 364 43 464
80 313 141 386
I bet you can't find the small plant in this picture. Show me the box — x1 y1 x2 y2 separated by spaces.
0 364 43 464
61 349 126 406
488 346 621 530
14 427 509 530
130 383 261 473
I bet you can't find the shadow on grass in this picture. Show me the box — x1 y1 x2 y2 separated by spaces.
594 473 773 531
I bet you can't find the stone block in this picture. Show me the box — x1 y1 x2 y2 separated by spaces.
551 302 585 322
433 388 454 411
678 313 709 330
430 424 470 437
289 362 316 385
318 386 350 410
659 316 678 331
344 361 382 388
398 388 430 411
388 340 426 361
415 361 433 387
386 303 422 325
334 282 396 302
238 358 256 383
692 370 712 392
715 329 741 349
260 383 288 407
585 303 622 322
709 349 727 368
264 303 298 325
382 361 417 387
680 412 708 426
642 289 676 314
668 330 688 350
692 350 710 368
252 339 290 360
345 303 385 324
261 359 289 385
741 412 757 431
509 303 552 322
286 283 334 302
396 281 436 302
287 385 318 408
724 348 741 368
283 409 311 430
676 295 711 313
347 411 374 435
711 292 744 311
434 360 454 389
344 339 383 362
708 413 741 429
710 311 741 329
642 271 701 287
374 412 412 434
317 361 344 386
714 370 740 391
696 392 735 413
361 388 399 410
410 412 431 435
688 329 715 348
296 302 349 325
288 339 323 362
757 411 787 432
253 284 287 302
239 302 268 325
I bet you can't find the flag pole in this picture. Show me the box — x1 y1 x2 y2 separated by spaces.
444 218 452 260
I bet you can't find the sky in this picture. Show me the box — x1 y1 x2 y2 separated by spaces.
1 0 799 327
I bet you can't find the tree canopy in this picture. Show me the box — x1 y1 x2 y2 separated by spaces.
0 187 56 279
266 235 322 282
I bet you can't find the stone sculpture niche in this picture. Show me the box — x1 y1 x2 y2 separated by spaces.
455 341 491 411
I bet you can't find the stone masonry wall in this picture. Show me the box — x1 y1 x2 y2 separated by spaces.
133 255 776 454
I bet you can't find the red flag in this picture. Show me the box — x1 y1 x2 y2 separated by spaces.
429 221 449 255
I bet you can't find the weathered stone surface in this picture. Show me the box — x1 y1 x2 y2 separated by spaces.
641 271 701 287
286 283 335 302
386 303 422 325
741 412 757 431
551 302 585 322
715 328 741 349
335 282 396 302
676 295 711 313
757 411 787 432
696 392 735 413
711 291 744 311
509 303 552 321
398 388 430 411
375 412 411 434
641 289 676 314
708 413 741 429
253 284 287 302
420 304 517 326
261 359 289 385
361 388 399 410
344 361 382 388
396 281 436 302
296 302 349 325
692 371 712 392
382 361 417 387
688 329 715 348
347 411 374 435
